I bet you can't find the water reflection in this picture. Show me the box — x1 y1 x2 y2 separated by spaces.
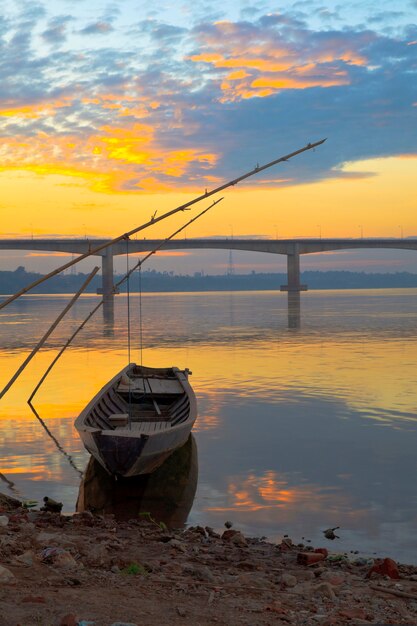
287 292 301 329
1 291 417 561
76 435 198 526
102 299 115 333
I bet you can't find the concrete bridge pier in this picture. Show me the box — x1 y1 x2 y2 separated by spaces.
280 245 307 293
100 248 115 325
101 247 115 302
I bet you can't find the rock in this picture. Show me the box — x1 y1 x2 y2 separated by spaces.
281 536 293 548
314 567 327 578
323 527 340 540
312 582 337 600
42 496 63 513
222 530 248 547
0 515 9 527
297 552 325 566
0 564 16 585
187 525 206 536
176 606 187 617
366 557 400 580
181 563 215 582
14 550 35 566
110 623 138 626
54 550 78 570
281 573 297 587
224 520 233 529
169 539 187 552
0 492 21 511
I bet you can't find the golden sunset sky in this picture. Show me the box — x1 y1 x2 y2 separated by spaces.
0 0 416 273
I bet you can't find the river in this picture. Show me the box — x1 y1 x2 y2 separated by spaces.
1 288 417 562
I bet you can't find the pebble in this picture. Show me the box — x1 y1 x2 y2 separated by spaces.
312 582 337 600
0 564 16 584
0 492 415 626
281 573 298 587
0 515 9 527
14 550 35 566
222 529 248 547
181 563 215 582
169 538 187 552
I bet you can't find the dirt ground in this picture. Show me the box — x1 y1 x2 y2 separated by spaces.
1 493 417 626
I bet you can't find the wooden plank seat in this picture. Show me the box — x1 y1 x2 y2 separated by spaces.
108 413 129 427
130 420 171 433
129 414 172 422
117 376 183 395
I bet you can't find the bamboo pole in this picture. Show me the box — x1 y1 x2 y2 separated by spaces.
115 197 224 289
0 139 326 311
27 300 104 403
0 266 99 399
28 198 224 403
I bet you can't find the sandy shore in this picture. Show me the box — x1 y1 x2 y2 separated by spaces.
1 493 417 626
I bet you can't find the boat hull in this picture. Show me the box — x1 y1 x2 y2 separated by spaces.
80 422 193 477
75 363 197 477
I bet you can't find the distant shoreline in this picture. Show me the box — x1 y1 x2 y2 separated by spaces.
2 267 417 294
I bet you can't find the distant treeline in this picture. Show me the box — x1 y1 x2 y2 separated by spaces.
1 266 417 295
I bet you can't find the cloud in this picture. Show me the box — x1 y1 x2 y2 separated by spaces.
0 5 415 192
79 21 114 36
42 16 73 44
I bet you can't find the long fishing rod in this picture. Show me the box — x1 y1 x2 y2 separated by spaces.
115 197 224 290
27 300 104 404
0 266 100 400
27 197 224 404
0 139 326 312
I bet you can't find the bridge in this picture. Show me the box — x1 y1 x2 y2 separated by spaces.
1 237 416 299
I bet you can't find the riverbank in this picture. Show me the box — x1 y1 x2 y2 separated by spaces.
1 493 417 625
2 268 417 294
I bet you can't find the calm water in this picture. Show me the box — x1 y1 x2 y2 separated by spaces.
1 289 417 563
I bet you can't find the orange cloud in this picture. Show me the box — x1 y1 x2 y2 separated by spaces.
189 21 368 100
0 113 219 193
27 252 72 257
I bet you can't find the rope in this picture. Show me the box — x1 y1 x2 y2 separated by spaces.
138 265 143 367
126 239 132 427
126 239 131 365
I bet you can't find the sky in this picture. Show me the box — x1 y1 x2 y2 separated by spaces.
0 0 416 274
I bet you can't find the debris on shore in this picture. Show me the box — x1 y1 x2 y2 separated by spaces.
1 492 417 625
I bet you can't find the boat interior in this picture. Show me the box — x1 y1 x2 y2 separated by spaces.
84 368 190 433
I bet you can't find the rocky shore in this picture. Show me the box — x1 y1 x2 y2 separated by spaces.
1 493 417 626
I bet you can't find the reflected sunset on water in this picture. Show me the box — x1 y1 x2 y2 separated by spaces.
1 289 417 561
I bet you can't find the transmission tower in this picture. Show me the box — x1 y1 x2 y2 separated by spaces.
227 249 235 276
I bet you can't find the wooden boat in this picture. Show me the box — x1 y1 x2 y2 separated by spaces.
75 363 197 477
76 434 198 524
